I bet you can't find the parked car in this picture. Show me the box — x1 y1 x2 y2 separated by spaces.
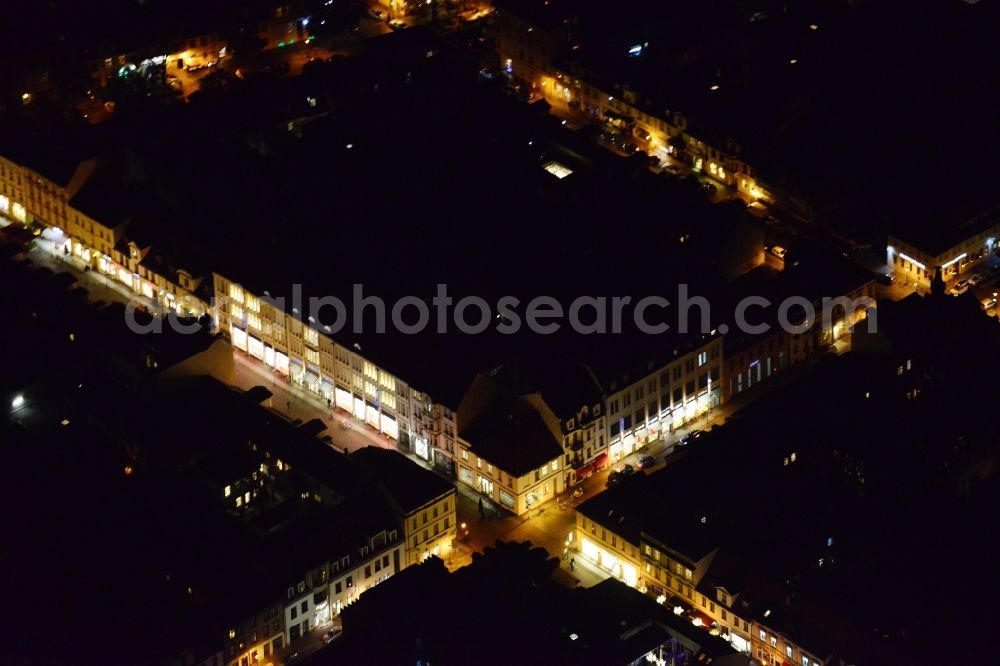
679 430 704 446
638 455 656 469
876 272 896 286
368 8 388 20
621 464 636 477
322 628 342 644
769 245 787 260
571 486 584 499
969 273 987 286
388 19 407 29
700 181 717 195
952 279 970 294
606 471 622 487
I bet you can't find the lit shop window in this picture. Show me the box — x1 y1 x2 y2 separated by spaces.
364 361 378 381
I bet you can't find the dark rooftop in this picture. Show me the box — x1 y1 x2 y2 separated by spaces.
351 446 455 514
457 371 564 476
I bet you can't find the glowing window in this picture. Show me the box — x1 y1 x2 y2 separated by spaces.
543 161 573 179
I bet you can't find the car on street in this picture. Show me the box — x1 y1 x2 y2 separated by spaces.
969 273 987 286
769 245 787 260
322 628 342 644
951 279 970 294
368 8 388 20
606 471 622 487
679 430 704 446
620 464 636 477
388 19 407 29
571 486 584 499
876 272 896 286
700 181 717 196
638 455 656 469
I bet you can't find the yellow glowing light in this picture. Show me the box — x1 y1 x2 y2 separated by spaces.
710 84 719 91
809 23 819 30
124 465 134 476
790 58 798 64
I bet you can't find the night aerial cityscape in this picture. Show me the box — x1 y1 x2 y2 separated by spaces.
1 0 998 664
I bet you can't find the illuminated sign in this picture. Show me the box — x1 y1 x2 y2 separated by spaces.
898 252 926 270
941 252 967 269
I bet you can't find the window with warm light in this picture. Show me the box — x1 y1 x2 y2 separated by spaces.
543 161 573 179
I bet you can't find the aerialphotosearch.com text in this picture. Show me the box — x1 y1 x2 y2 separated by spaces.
126 283 878 337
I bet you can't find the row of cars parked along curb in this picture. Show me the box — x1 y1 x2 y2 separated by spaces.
606 430 705 487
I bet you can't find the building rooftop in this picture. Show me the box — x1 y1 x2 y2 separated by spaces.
499 0 1000 243
457 371 564 476
351 446 455 515
308 540 745 666
890 203 1000 258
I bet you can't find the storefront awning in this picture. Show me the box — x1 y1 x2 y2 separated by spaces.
593 452 609 469
575 463 594 478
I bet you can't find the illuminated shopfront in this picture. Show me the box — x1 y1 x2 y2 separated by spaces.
117 266 133 287
231 327 248 351
275 351 289 376
365 403 380 429
730 632 750 654
580 537 638 586
336 387 353 413
320 380 334 403
248 336 265 361
414 436 429 460
609 441 622 461
314 600 331 627
380 414 398 440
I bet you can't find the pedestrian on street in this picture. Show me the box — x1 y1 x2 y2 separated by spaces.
478 497 484 517
570 557 575 571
